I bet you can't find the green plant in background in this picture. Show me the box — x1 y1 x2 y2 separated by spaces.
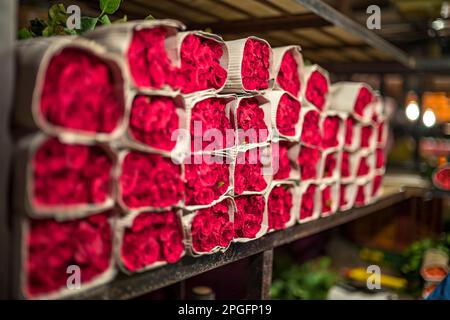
270 255 339 300
18 0 125 39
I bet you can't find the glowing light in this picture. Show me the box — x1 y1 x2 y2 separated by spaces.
423 109 436 127
405 101 420 121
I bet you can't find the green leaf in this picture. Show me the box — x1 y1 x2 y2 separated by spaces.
100 0 121 15
48 4 67 24
42 26 52 37
113 14 127 23
29 18 47 36
145 14 155 20
78 17 98 33
217 181 225 187
100 14 111 25
64 27 78 35
18 28 33 40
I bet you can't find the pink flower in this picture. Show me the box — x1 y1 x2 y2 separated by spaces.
354 87 373 118
276 94 301 137
26 211 112 297
32 138 113 207
300 184 316 220
129 95 180 151
234 196 264 238
234 149 268 195
127 27 177 89
301 110 321 147
119 151 184 209
176 34 227 94
184 154 230 206
276 50 300 97
305 70 328 110
237 97 269 144
121 210 184 271
322 116 341 149
190 98 234 152
298 146 321 180
242 38 270 90
40 48 124 134
191 200 233 253
268 185 293 230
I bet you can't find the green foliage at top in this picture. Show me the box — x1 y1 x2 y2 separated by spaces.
270 255 339 300
18 0 126 40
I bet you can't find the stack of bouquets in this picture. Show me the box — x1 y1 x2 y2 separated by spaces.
13 34 130 298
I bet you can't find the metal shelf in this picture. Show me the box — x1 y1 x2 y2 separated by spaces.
71 185 413 300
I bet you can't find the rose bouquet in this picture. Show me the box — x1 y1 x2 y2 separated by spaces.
234 96 271 145
126 93 188 155
23 135 115 218
321 113 345 150
339 183 357 211
341 151 371 182
371 174 383 199
223 37 272 93
300 108 322 148
234 195 267 242
265 91 302 140
23 210 115 299
355 182 370 207
84 19 184 91
297 145 321 181
376 148 385 170
303 65 329 111
360 125 375 150
189 95 235 153
183 198 234 255
298 183 320 223
233 146 271 195
344 116 361 151
118 150 184 211
320 151 339 181
272 46 304 98
184 153 232 208
320 182 339 216
117 210 185 273
271 141 298 181
356 154 374 178
267 182 296 231
15 37 126 142
175 31 228 94
330 82 375 123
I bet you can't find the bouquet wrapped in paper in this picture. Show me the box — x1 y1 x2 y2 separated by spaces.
303 64 330 111
320 181 339 216
330 82 375 123
339 183 357 211
233 194 268 242
298 182 321 223
272 46 304 98
266 182 298 231
14 36 127 143
271 140 300 181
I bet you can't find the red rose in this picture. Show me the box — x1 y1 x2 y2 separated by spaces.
372 175 382 197
191 200 232 253
268 185 293 230
26 211 112 297
321 185 332 214
301 109 321 148
237 97 269 144
234 149 268 195
277 50 300 97
184 154 230 206
305 70 328 110
341 151 350 178
190 97 234 152
234 196 264 238
176 34 227 94
300 184 316 220
33 138 113 207
276 94 301 137
376 148 384 169
323 153 337 178
127 27 177 89
345 117 355 147
354 87 373 118
129 95 180 151
355 185 366 205
121 210 184 271
119 151 184 209
242 38 270 90
357 156 370 177
297 146 321 180
272 141 291 180
322 116 341 149
40 48 124 134
360 126 373 148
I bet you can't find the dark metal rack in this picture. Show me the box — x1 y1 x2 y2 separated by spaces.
1 0 446 299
